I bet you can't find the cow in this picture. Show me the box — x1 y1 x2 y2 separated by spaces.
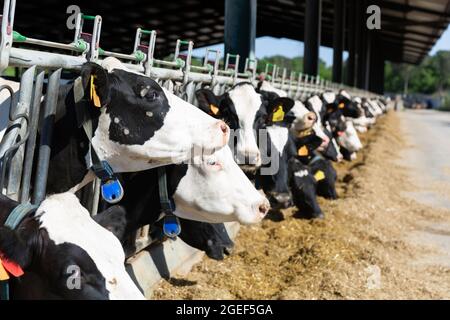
336 120 363 160
1 58 230 194
0 192 145 300
114 145 268 225
308 154 338 200
257 92 296 209
288 158 324 219
195 83 266 172
92 146 268 262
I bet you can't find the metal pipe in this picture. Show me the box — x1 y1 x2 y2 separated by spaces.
32 69 61 205
20 70 44 203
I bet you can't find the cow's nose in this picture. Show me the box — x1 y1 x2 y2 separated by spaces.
258 199 270 218
218 121 228 134
305 112 316 122
216 120 230 144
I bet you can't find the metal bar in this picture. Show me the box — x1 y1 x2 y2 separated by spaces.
303 0 322 76
20 70 44 203
32 69 61 205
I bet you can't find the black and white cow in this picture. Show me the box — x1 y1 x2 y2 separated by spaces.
1 58 230 194
288 158 323 219
257 92 297 208
0 193 145 300
99 145 269 227
195 83 268 172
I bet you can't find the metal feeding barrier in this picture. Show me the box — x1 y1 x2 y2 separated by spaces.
0 0 379 255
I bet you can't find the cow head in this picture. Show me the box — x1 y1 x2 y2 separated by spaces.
0 193 144 300
337 120 363 153
82 58 229 172
173 146 270 224
196 83 266 171
290 100 317 132
337 90 361 118
178 220 234 260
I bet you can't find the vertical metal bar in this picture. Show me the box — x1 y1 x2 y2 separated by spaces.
3 66 35 199
32 69 61 205
303 0 322 76
20 70 44 203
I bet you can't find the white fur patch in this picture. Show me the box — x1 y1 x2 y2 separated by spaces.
259 81 288 97
322 91 336 104
267 126 289 155
37 193 145 300
308 95 323 114
295 170 309 178
340 90 351 100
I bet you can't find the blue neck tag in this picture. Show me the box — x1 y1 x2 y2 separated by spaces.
163 215 181 238
101 179 124 204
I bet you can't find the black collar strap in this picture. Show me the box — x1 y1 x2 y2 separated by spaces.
157 167 180 238
73 77 124 204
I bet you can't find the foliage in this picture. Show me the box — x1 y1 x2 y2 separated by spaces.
384 50 450 95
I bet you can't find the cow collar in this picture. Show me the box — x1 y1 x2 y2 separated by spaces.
157 167 180 238
308 153 324 166
0 202 38 300
73 77 123 204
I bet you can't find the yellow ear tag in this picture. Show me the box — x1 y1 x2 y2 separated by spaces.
90 75 101 108
272 105 285 122
338 102 345 109
0 258 10 281
298 145 309 156
210 104 219 115
314 170 325 181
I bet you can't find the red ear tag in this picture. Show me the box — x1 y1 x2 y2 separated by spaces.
0 255 24 277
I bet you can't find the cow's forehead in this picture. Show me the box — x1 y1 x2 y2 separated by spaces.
322 92 336 104
228 84 262 124
308 95 323 112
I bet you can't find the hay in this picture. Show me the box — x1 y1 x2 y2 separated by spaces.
153 112 450 300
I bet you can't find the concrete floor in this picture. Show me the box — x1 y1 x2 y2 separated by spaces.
400 109 450 268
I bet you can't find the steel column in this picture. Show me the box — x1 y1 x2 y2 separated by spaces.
303 0 322 77
224 0 257 72
332 0 345 83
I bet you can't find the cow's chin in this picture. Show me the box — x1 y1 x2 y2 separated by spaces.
173 203 266 225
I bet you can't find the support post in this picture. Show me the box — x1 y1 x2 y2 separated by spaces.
332 0 345 83
303 0 322 77
224 0 257 72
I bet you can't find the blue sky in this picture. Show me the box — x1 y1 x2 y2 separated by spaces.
192 25 450 66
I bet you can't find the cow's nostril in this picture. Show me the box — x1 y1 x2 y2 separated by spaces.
219 122 228 134
259 202 270 216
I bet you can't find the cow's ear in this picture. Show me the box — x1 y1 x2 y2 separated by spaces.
0 226 35 270
267 97 295 124
195 89 222 117
80 62 111 107
93 205 127 241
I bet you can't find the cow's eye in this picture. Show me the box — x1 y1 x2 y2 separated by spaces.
147 91 157 101
206 159 222 170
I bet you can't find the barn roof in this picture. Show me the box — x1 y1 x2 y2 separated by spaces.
11 0 450 64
